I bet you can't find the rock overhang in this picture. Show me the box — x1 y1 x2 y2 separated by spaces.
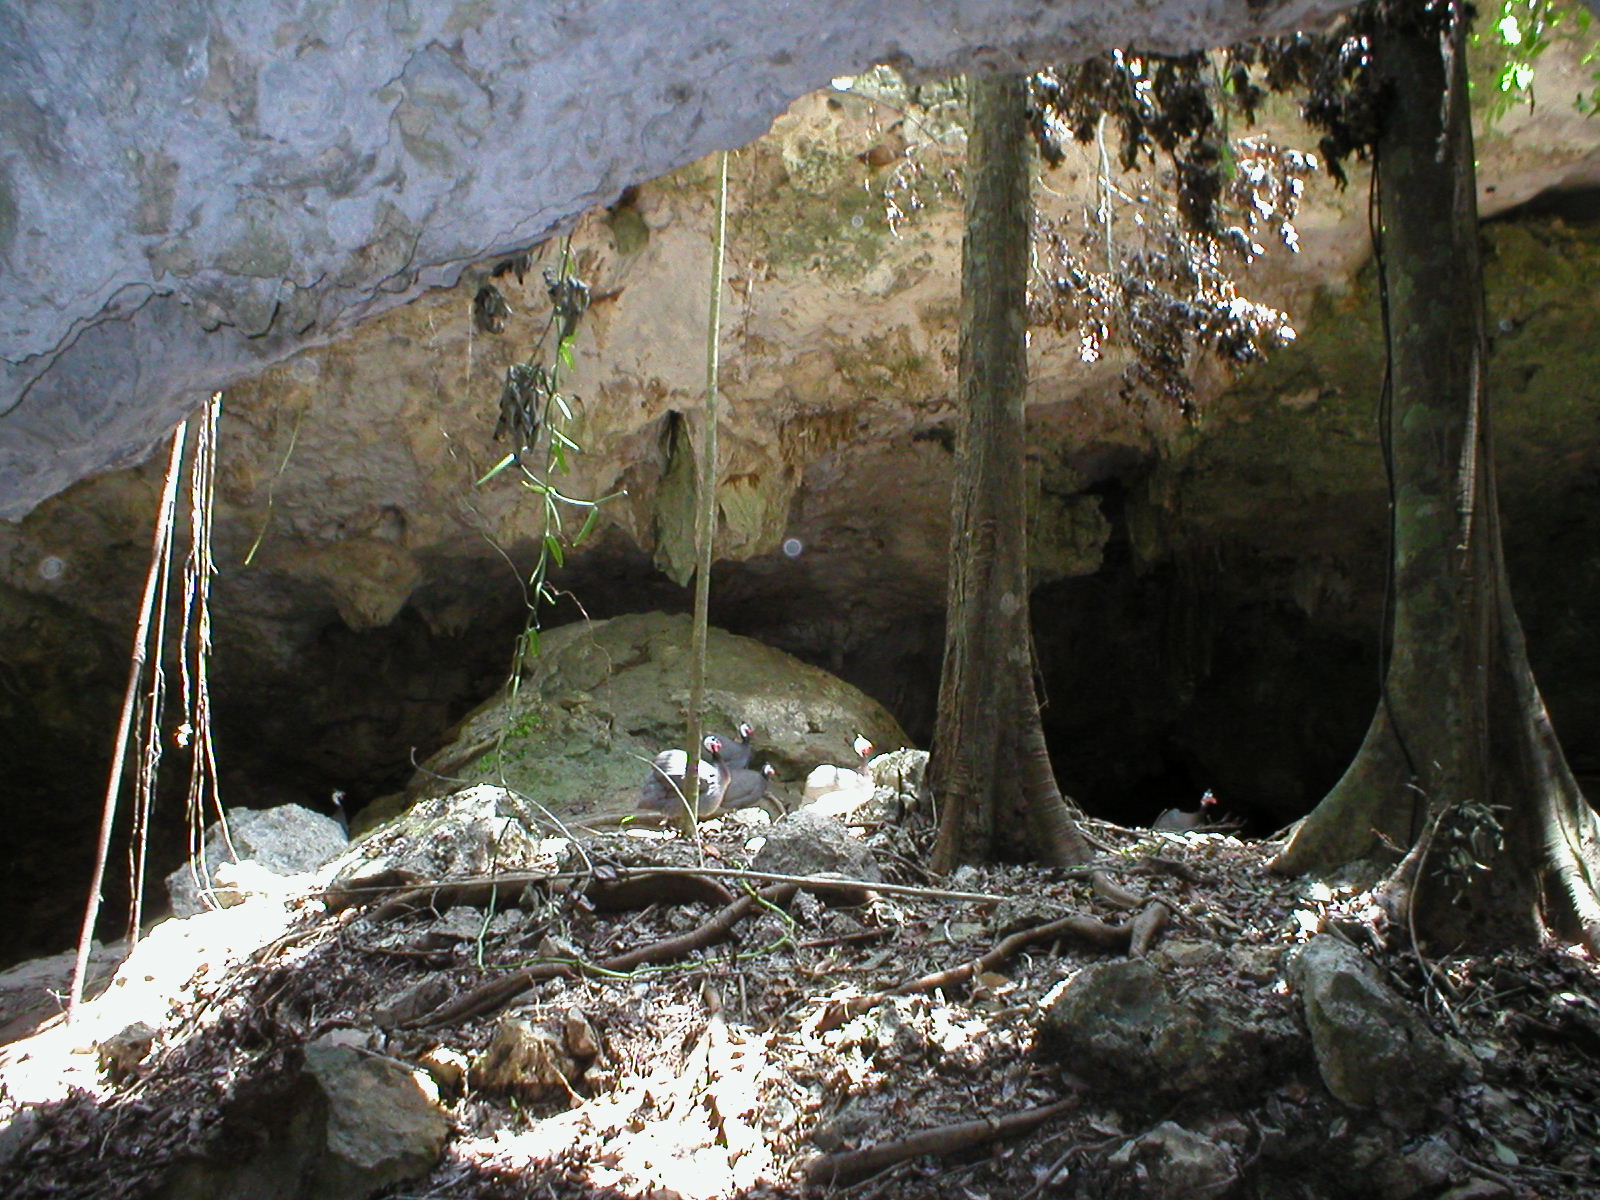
0 0 1356 521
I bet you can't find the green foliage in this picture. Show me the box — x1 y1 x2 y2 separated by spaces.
473 244 623 730
1476 0 1600 122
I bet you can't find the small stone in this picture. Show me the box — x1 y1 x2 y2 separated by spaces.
1159 939 1222 968
1106 1121 1236 1196
470 1018 579 1099
96 1021 157 1081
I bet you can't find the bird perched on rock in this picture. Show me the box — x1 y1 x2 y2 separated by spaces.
721 761 777 813
803 735 875 809
639 735 730 819
1153 789 1220 832
705 721 756 771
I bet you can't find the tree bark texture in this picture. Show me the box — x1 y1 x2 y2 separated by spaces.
1273 1 1600 951
928 72 1089 872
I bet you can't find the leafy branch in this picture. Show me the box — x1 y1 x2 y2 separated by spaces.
474 244 617 688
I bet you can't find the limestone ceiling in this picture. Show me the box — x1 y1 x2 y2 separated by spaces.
0 0 1355 521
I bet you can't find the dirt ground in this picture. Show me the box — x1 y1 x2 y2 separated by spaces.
4 806 1599 1200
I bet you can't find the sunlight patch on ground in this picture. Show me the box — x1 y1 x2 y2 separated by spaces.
452 1015 783 1198
0 884 316 1114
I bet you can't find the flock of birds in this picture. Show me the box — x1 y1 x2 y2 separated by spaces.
625 723 1224 831
633 725 876 821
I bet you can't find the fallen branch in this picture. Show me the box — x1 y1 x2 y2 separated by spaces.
804 1097 1078 1187
601 884 797 975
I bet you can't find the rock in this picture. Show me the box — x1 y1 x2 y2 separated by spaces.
303 1035 450 1199
1287 934 1471 1114
325 785 559 907
2 1 1352 522
370 976 456 1028
0 941 124 1045
165 804 347 918
469 1019 581 1100
158 1032 447 1200
392 612 907 828
1439 1181 1513 1200
867 746 928 798
1156 939 1224 969
1369 1134 1463 1199
750 810 884 892
96 1020 157 1081
1105 1121 1238 1198
801 746 931 824
1035 959 1266 1103
563 1008 602 1060
414 1045 470 1094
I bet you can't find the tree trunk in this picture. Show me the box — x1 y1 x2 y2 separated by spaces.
928 71 1090 872
1271 1 1600 951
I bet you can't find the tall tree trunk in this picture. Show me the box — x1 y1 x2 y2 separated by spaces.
928 71 1090 872
1271 1 1600 951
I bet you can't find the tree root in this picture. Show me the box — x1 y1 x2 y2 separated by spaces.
803 1097 1078 1187
405 883 798 1028
815 902 1167 1033
331 865 1010 918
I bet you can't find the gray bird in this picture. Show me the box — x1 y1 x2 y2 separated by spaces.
1153 789 1219 832
721 761 777 812
640 734 730 818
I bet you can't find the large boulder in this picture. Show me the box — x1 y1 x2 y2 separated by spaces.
374 611 908 827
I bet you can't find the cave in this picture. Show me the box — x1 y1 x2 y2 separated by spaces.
4 0 1600 973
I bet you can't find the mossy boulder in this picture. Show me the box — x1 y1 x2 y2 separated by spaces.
372 612 907 827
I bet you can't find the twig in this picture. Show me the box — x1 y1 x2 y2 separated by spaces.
797 928 892 951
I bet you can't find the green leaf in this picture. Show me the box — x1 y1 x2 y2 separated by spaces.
555 391 574 421
551 440 568 472
574 504 600 546
474 452 518 486
545 533 565 567
559 337 575 369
